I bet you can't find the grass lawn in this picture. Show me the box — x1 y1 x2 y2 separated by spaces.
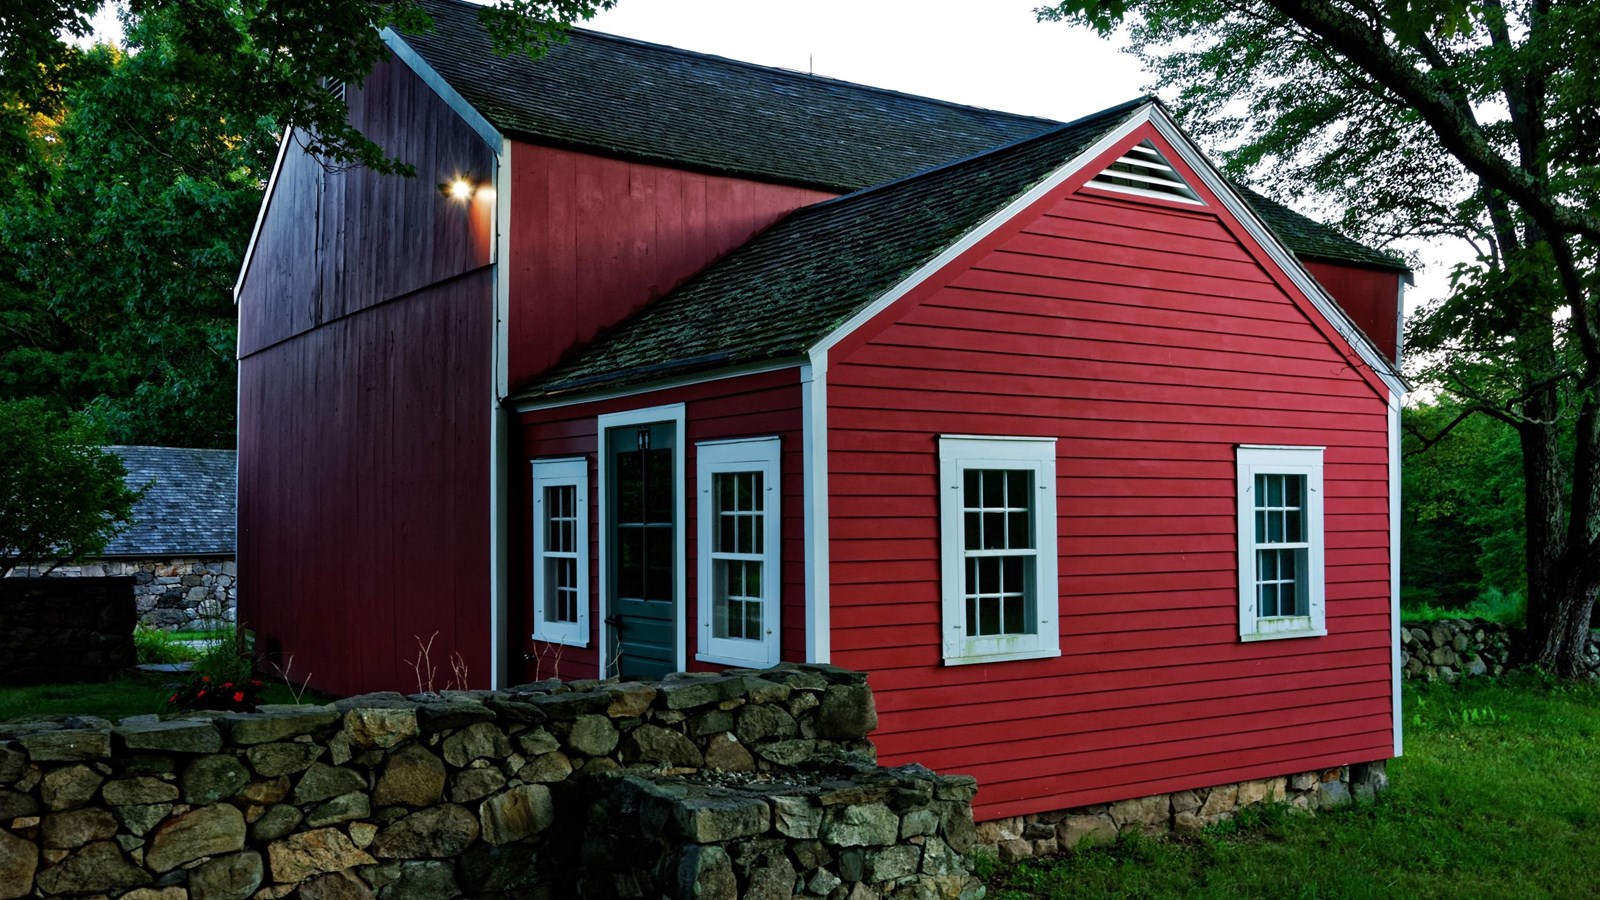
0 671 318 723
985 673 1600 899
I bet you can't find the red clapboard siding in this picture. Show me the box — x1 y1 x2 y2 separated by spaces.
506 144 834 386
235 53 496 697
514 370 805 681
826 131 1394 820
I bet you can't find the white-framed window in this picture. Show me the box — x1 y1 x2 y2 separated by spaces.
938 436 1060 665
1236 445 1326 641
696 437 781 666
532 457 589 646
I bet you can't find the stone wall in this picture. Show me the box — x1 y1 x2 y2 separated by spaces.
4 559 236 631
0 578 135 685
975 761 1391 863
0 664 985 899
1398 617 1600 681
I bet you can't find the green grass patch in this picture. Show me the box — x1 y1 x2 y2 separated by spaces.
986 673 1600 899
0 671 311 722
132 626 199 664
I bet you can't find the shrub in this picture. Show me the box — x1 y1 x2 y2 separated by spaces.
166 674 264 712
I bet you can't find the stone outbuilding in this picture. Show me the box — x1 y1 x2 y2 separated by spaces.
6 446 236 629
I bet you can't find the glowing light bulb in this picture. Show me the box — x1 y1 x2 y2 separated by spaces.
448 178 473 200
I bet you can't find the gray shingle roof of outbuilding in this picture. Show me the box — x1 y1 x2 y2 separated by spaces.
104 447 235 557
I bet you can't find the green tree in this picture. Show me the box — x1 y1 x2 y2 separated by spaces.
0 398 142 578
1 1 616 176
1401 402 1526 610
1 1 616 447
1040 0 1600 673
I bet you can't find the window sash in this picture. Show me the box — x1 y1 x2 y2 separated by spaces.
1236 446 1325 642
697 438 781 666
938 436 1059 665
532 458 589 646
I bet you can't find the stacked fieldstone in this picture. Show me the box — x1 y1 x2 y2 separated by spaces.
1398 618 1600 682
5 559 236 631
0 663 984 899
974 761 1390 863
588 763 981 899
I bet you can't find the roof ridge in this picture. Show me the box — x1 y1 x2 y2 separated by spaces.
793 97 1150 217
420 0 1058 130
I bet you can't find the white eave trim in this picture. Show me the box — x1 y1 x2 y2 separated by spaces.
232 125 294 304
811 107 1153 357
1148 112 1407 398
509 360 805 414
1388 389 1405 757
379 28 502 150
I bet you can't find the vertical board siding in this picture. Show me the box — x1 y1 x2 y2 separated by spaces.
507 144 834 386
238 272 492 697
1302 260 1404 364
828 186 1394 821
235 54 495 696
513 370 805 681
238 54 494 356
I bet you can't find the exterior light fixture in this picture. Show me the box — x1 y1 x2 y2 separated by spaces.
442 177 475 200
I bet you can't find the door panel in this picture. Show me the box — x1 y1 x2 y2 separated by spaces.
607 422 677 678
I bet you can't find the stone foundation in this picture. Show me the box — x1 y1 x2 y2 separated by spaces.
0 664 984 899
0 577 136 685
5 558 236 631
975 761 1390 862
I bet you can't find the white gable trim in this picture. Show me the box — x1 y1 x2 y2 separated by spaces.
811 108 1153 357
379 28 503 150
232 126 294 304
1148 112 1406 398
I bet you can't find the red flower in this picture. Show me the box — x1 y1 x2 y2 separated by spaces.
168 694 177 703
201 676 211 682
233 691 245 703
196 689 206 697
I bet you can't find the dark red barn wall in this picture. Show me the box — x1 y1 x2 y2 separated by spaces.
514 369 806 682
1301 260 1404 364
505 144 834 387
825 131 1395 821
236 53 496 696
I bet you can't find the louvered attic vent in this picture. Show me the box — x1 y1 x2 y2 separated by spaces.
1087 140 1203 205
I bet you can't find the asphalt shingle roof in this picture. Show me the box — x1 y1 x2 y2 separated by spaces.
105 447 235 557
521 103 1146 398
401 0 1405 272
401 0 1056 193
1232 184 1407 272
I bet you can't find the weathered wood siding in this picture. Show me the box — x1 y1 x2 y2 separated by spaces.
514 370 806 681
235 53 496 696
505 144 833 387
826 127 1396 821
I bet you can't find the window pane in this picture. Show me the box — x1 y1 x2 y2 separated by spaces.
976 557 1000 594
1006 470 1030 508
618 529 644 597
1008 511 1031 550
644 448 673 523
644 527 672 600
982 512 1006 550
978 598 1001 635
1002 594 1025 635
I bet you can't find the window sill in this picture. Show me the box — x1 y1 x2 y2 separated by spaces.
696 651 778 669
1240 627 1327 643
530 632 589 649
942 647 1061 666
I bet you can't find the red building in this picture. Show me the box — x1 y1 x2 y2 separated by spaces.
236 0 1407 822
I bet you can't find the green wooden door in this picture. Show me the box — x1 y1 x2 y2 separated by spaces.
607 421 677 678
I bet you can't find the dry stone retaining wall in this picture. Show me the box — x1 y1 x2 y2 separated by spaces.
1398 617 1600 681
4 559 237 631
0 664 985 899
